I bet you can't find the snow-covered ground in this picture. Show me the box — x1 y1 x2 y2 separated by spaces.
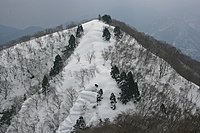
2 19 200 133
108 31 200 115
57 20 135 133
0 24 71 111
3 20 135 133
1 21 74 132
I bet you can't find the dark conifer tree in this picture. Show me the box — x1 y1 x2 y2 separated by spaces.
76 25 84 38
98 89 103 96
110 67 141 104
126 71 135 100
110 65 120 80
0 108 14 125
54 55 62 71
120 71 127 80
119 91 129 104
97 89 103 105
23 94 26 101
102 14 112 24
102 28 111 41
68 34 76 49
50 54 63 77
110 93 117 110
119 71 139 104
63 33 78 60
79 25 83 32
118 71 129 104
114 26 121 37
118 71 128 92
160 103 167 114
76 30 81 38
62 45 73 60
127 71 140 102
42 75 49 96
118 71 127 83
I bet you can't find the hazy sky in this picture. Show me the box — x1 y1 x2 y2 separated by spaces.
0 0 200 29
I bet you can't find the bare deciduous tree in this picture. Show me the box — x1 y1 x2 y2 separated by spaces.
86 51 95 64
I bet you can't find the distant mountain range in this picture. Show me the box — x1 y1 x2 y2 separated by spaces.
1 16 200 62
0 25 43 45
143 16 200 61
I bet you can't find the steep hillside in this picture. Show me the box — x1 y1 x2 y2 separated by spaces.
0 24 73 132
0 19 200 133
111 19 200 86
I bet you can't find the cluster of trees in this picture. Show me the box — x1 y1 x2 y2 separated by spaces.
95 84 117 110
63 25 83 59
0 105 16 127
102 25 121 42
100 14 122 41
79 111 200 133
42 25 84 96
100 14 112 24
110 65 140 104
42 54 64 96
72 87 117 132
102 21 200 133
72 116 86 132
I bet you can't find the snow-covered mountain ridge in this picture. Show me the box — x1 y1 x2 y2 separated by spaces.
0 19 199 133
57 20 136 133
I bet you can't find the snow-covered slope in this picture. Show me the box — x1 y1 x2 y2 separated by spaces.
0 25 70 109
1 19 200 133
56 20 199 132
56 21 135 133
108 33 200 115
3 20 135 133
0 22 74 132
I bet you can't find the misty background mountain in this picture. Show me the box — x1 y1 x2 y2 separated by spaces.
0 25 43 45
138 16 200 61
